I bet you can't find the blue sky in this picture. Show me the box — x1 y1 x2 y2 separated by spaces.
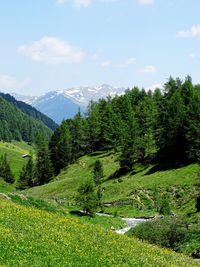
0 0 200 95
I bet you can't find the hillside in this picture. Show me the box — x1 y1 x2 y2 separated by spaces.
0 197 198 266
24 151 200 217
0 92 58 130
0 141 33 193
0 96 52 143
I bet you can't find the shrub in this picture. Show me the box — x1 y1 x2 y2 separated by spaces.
126 216 188 249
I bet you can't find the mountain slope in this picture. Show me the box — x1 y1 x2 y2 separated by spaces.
32 92 83 124
0 92 58 130
25 152 200 218
0 96 52 143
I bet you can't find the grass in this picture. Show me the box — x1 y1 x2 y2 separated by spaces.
0 141 33 180
7 194 125 231
0 198 199 266
24 151 200 217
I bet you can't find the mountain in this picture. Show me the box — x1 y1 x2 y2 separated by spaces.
0 93 58 130
13 84 126 124
0 96 52 143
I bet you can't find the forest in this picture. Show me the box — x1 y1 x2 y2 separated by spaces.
49 76 200 176
0 96 52 143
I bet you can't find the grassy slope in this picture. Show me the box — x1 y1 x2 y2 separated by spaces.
0 198 199 267
0 141 33 192
24 151 200 217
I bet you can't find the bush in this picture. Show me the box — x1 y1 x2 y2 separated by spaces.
126 216 188 249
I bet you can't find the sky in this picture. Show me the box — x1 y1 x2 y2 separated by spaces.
0 0 200 95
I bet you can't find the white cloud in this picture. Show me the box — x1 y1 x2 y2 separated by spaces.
189 53 196 58
101 60 111 67
56 0 67 4
56 0 92 7
18 37 84 64
56 0 116 7
118 57 136 68
140 65 157 73
73 0 91 8
138 0 154 5
0 75 29 91
177 24 200 39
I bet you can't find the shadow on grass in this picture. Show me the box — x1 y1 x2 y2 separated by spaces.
69 210 88 217
144 162 186 176
106 164 149 181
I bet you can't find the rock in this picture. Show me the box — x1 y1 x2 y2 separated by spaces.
9 193 27 200
0 193 11 200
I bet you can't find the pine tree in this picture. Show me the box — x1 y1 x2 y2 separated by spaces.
0 154 15 184
120 108 140 172
93 159 103 185
87 101 101 152
70 109 88 161
17 157 34 189
49 120 72 175
35 135 54 185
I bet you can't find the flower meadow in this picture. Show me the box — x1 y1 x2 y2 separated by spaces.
0 199 199 267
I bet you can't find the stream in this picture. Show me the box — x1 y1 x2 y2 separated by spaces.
115 218 148 234
96 212 149 234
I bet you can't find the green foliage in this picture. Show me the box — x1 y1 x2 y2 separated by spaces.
0 92 58 130
49 120 71 175
76 179 98 215
17 157 34 189
93 159 103 185
35 135 54 185
160 194 171 215
0 96 52 143
126 216 188 249
126 216 200 257
0 154 15 184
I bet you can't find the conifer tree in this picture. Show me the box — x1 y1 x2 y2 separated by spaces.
49 120 72 175
0 154 15 184
35 135 54 185
87 101 101 152
70 109 89 160
17 156 34 189
93 159 103 185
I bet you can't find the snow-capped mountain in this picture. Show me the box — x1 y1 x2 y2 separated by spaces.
13 84 126 124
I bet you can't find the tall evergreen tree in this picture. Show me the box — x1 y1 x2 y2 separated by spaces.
93 159 103 185
35 135 54 185
49 120 72 175
0 154 15 184
70 109 88 161
17 156 34 189
120 109 140 172
87 101 101 152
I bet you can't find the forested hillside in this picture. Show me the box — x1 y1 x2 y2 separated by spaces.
0 92 58 130
0 96 52 143
49 76 200 175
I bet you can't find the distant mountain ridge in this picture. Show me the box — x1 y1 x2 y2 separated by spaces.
0 96 52 143
0 93 58 130
13 84 126 124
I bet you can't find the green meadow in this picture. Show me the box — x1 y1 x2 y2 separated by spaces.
0 197 199 267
